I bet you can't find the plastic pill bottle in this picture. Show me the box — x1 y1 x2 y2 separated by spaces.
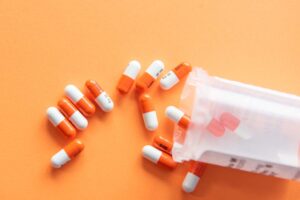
172 67 300 181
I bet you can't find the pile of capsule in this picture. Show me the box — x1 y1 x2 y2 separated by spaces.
46 60 208 193
47 80 114 168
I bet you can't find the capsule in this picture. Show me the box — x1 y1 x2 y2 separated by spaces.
136 60 164 93
182 161 207 193
153 135 173 154
47 107 76 138
65 84 96 117
117 60 141 93
51 139 84 168
85 80 114 112
139 94 158 131
165 106 191 129
58 98 88 130
160 62 192 90
142 145 177 169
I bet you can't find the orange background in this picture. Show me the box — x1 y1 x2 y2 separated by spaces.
0 0 300 199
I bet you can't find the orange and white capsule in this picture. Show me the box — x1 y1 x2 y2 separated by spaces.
58 98 88 130
142 145 177 169
182 161 207 193
65 84 96 117
136 60 164 93
47 107 76 138
165 106 191 129
139 94 158 131
51 139 84 168
160 62 192 90
153 135 173 154
117 60 141 93
153 135 183 155
85 80 114 112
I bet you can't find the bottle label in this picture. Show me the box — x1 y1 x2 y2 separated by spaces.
201 151 300 181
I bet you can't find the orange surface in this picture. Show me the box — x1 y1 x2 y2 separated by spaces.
0 0 300 199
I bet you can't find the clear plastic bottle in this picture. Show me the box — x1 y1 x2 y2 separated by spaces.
172 67 300 181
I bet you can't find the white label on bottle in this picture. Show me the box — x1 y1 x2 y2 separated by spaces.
200 151 300 180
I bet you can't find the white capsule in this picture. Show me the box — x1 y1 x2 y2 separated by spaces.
70 111 88 130
165 106 184 123
142 145 162 164
124 60 141 79
143 111 159 131
95 92 114 112
51 149 71 168
160 71 180 90
65 84 84 103
182 172 200 193
146 60 165 79
47 107 65 126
